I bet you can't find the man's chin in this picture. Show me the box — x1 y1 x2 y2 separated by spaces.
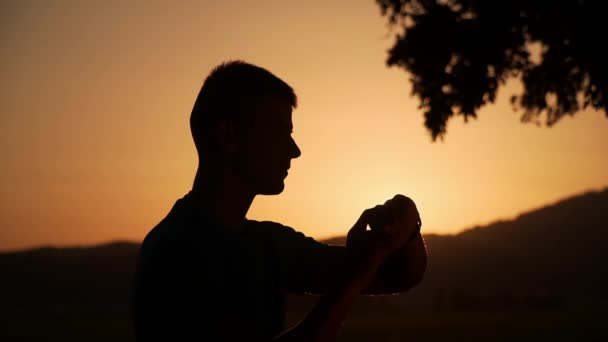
258 182 285 195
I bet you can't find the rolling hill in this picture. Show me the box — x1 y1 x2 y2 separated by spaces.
1 188 607 340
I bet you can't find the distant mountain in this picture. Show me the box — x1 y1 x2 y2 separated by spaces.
0 241 138 314
323 188 608 311
1 188 607 340
396 188 608 311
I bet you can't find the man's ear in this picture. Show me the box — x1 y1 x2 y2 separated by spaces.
213 119 239 153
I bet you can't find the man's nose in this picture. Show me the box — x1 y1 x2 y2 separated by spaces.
290 137 301 159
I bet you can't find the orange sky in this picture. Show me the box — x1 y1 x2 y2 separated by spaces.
1 0 607 251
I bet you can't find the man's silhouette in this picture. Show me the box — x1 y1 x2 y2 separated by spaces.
132 61 427 341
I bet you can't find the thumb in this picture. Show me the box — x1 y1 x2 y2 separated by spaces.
350 210 369 234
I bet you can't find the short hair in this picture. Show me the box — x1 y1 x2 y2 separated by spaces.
190 60 297 153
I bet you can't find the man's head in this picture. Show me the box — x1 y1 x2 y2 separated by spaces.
190 61 301 195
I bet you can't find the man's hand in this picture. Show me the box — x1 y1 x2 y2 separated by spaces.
276 195 424 341
346 194 421 277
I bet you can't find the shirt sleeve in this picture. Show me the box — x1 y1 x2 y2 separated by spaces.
265 221 331 294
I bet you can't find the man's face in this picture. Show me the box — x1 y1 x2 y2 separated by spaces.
234 94 301 195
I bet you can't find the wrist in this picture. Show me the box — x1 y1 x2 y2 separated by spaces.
343 250 383 288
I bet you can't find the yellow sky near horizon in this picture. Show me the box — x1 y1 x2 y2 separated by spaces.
1 0 607 251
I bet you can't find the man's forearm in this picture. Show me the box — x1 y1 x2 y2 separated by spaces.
275 259 377 342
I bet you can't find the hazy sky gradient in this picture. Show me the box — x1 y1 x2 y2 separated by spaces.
2 0 607 251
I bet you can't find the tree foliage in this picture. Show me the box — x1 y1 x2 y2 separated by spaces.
377 0 607 140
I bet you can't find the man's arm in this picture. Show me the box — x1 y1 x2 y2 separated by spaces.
214 231 395 342
220 196 424 341
274 249 383 342
300 233 426 296
303 194 427 296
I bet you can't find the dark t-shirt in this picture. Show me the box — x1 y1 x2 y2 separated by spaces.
131 191 330 341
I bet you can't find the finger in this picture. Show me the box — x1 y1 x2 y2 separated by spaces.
352 205 382 232
394 204 419 240
391 194 411 208
373 197 409 239
350 209 370 233
401 197 419 225
383 194 412 222
366 204 388 230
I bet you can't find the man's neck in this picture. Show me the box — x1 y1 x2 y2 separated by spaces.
191 167 255 232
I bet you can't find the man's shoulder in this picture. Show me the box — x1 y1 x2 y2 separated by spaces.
139 217 178 256
138 196 195 263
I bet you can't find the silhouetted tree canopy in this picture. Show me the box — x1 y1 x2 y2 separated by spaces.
377 0 607 140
